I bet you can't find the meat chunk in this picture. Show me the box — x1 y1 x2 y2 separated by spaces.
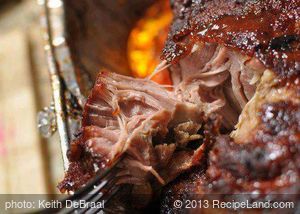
160 0 300 212
59 71 216 195
163 0 299 130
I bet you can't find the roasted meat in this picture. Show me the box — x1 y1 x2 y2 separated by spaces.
161 0 300 212
60 0 300 212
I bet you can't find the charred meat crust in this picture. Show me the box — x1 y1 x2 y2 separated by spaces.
163 0 300 80
161 100 300 212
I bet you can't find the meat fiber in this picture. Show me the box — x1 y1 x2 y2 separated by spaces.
170 42 265 130
58 71 218 195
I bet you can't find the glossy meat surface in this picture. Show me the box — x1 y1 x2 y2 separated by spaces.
163 0 300 79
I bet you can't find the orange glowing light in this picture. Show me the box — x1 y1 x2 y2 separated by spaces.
128 0 173 85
